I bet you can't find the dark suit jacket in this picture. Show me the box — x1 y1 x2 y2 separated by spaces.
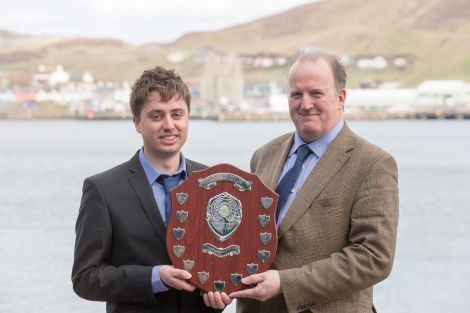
237 124 399 313
72 151 216 313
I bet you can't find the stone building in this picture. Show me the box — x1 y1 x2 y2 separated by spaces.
201 53 244 110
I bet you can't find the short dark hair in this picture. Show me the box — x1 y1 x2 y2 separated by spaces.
130 66 191 117
289 46 347 95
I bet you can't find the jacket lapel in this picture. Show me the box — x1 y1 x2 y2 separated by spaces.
264 134 294 190
127 152 167 244
278 125 354 239
127 153 199 245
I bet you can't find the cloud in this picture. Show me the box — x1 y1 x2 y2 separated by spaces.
0 0 316 44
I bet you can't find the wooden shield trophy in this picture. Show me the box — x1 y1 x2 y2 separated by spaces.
166 163 278 294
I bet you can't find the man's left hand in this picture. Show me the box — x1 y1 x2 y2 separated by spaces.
203 291 231 309
229 270 282 301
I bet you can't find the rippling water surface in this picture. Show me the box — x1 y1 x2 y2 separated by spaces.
0 119 469 313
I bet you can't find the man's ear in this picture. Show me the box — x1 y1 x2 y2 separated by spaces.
133 115 141 134
338 89 347 111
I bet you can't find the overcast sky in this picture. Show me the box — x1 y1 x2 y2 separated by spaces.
0 0 316 45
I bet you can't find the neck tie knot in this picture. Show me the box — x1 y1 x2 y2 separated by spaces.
296 144 312 164
157 174 180 191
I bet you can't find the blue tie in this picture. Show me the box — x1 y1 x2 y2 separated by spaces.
275 144 312 222
156 174 181 225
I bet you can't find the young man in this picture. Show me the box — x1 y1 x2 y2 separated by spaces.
72 66 219 313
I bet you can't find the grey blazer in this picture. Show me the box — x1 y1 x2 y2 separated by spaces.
72 151 217 313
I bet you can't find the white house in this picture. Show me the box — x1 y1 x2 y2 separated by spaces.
416 80 470 108
346 88 416 113
357 56 388 70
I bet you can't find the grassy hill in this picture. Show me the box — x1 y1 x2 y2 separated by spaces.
1 0 469 87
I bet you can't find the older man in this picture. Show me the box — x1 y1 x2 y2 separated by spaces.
207 47 399 313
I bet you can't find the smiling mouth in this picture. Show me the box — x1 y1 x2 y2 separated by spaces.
160 135 178 140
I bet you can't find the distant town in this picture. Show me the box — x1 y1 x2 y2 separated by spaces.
1 52 470 120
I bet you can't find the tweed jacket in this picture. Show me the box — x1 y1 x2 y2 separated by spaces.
237 124 399 313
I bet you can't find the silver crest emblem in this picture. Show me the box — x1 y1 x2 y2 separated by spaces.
198 271 209 284
258 214 270 227
261 197 273 209
173 227 185 240
183 259 194 272
176 210 188 223
173 245 185 258
206 192 242 242
259 232 272 245
246 263 259 275
214 280 225 292
258 250 270 263
176 192 188 205
231 273 242 286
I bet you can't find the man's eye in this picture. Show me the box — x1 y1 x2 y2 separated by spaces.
174 109 188 118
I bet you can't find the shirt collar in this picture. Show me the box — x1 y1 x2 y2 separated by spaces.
290 119 344 158
138 148 187 184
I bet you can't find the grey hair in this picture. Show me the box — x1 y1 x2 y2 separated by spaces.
288 46 347 95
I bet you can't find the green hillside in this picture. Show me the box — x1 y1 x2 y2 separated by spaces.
1 0 469 87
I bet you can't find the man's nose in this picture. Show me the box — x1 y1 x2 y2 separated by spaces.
162 116 175 129
300 93 314 109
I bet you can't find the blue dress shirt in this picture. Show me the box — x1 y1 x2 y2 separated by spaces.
138 148 187 294
276 120 344 225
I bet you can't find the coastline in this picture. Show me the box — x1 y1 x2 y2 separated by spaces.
1 111 469 121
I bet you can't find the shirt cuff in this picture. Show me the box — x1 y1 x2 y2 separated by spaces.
151 265 169 294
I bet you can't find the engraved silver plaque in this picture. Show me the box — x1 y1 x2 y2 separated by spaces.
173 227 185 240
258 214 270 227
173 245 185 258
258 250 270 263
259 232 272 245
176 192 188 205
183 259 194 272
214 280 225 292
231 273 242 286
246 263 259 275
261 197 273 209
202 243 240 257
165 163 279 294
176 210 188 223
206 192 242 242
198 271 209 284
198 173 252 191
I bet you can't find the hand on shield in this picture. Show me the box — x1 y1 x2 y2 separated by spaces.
160 265 197 292
229 270 282 302
203 291 232 309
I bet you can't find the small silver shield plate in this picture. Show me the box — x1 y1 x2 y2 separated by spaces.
261 197 273 209
230 273 242 286
198 271 209 284
183 259 194 272
176 210 188 223
173 245 185 258
259 232 272 245
176 192 188 205
173 227 185 240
